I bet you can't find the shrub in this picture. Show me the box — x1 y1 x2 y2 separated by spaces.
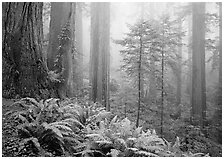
8 98 86 156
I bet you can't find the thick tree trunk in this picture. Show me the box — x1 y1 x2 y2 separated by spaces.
160 43 164 137
73 3 83 96
176 20 182 108
218 2 222 105
2 2 49 98
186 14 192 101
90 2 110 109
47 2 76 98
90 2 100 102
191 2 206 127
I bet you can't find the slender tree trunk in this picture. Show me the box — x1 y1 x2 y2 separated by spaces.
191 2 206 127
136 34 143 128
47 2 76 98
2 2 49 98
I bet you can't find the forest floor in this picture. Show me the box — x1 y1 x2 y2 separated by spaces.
2 98 222 157
2 98 36 157
2 98 20 157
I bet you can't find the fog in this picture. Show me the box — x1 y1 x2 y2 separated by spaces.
80 2 219 85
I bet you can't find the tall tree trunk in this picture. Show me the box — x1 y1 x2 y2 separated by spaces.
147 3 157 103
90 2 110 109
160 41 164 137
191 2 206 127
2 2 49 98
47 2 76 98
176 19 182 108
73 3 83 96
218 2 222 106
89 2 99 102
186 13 192 102
136 33 143 128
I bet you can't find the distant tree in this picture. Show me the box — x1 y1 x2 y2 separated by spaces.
116 15 184 130
156 15 184 136
90 2 110 110
73 3 84 96
115 20 157 127
2 2 49 98
47 2 76 98
191 2 206 127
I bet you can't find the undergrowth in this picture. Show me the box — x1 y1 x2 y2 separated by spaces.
6 97 211 157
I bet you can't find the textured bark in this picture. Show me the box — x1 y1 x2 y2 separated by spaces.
90 3 110 109
191 2 206 127
47 2 76 98
160 40 164 137
2 2 49 98
90 2 100 102
218 2 222 105
73 3 83 96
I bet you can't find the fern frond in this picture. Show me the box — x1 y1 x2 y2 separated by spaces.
10 110 27 119
17 126 32 138
110 115 118 125
86 134 105 141
62 118 85 129
42 122 63 138
10 100 30 109
95 111 111 122
135 150 159 157
63 136 81 145
23 137 41 151
50 123 73 133
21 97 40 107
144 145 164 152
18 114 29 123
110 149 120 157
133 127 142 137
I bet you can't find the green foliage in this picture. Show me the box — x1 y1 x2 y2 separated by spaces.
8 97 212 157
81 115 209 157
9 98 86 156
109 78 119 93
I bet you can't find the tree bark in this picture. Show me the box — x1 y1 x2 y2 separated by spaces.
73 3 83 96
176 19 182 108
136 33 143 128
2 2 49 98
191 2 206 127
218 2 222 105
186 13 192 102
90 2 110 109
47 2 76 98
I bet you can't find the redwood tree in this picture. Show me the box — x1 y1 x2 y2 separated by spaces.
90 2 110 110
2 2 49 98
73 3 84 96
191 2 206 126
218 2 222 105
47 2 76 98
